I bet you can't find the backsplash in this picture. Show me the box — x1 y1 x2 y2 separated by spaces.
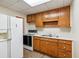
37 28 72 38
27 24 72 38
27 24 71 33
37 28 71 34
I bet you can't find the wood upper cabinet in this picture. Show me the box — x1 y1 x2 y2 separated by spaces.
27 14 36 23
35 13 43 27
27 15 32 23
43 9 59 21
33 37 40 51
27 6 70 28
58 6 70 27
42 9 59 27
36 6 70 28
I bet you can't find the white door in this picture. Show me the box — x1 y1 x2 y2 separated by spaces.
10 17 23 58
0 13 8 30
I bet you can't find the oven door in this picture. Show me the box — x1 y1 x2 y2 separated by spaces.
23 35 32 47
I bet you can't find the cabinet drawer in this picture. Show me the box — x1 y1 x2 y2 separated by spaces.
58 43 66 50
58 40 72 45
66 53 72 58
58 49 72 58
65 44 72 51
58 45 72 58
65 40 72 45
58 50 66 58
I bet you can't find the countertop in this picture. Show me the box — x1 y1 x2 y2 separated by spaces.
33 34 73 41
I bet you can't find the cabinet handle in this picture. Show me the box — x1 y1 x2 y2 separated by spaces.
64 41 66 43
64 46 66 49
16 24 17 27
61 46 66 50
64 54 66 57
67 50 71 53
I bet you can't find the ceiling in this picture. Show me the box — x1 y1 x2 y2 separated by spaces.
0 0 72 15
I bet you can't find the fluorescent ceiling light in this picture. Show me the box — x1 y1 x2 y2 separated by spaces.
23 0 50 7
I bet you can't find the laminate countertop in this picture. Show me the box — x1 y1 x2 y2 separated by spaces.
33 34 73 41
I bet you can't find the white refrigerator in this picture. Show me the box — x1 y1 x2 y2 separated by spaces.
10 16 23 58
0 14 23 58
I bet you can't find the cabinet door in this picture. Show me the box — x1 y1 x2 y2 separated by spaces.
65 45 72 58
31 14 36 23
35 13 43 27
0 13 8 30
43 9 59 21
27 15 32 23
58 6 70 27
58 43 66 50
27 14 36 23
58 50 66 58
33 37 40 51
47 41 58 57
42 9 59 27
40 39 48 54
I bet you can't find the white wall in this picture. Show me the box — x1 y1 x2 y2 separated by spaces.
0 6 28 35
71 0 79 58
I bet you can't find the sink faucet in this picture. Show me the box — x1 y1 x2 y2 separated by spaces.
56 35 59 38
48 34 52 37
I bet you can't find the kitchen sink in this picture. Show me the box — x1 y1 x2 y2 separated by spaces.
41 34 59 38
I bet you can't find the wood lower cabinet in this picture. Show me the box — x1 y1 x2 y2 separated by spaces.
58 50 66 58
65 44 72 58
40 39 48 54
33 37 40 51
47 40 58 57
58 40 72 58
33 36 72 58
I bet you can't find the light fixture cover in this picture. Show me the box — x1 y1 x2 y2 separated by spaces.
23 0 50 7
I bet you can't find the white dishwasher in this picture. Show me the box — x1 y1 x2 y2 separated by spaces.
0 39 11 58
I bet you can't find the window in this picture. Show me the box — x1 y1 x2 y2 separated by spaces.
24 0 50 7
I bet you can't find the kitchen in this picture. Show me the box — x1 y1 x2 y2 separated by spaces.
0 0 79 58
